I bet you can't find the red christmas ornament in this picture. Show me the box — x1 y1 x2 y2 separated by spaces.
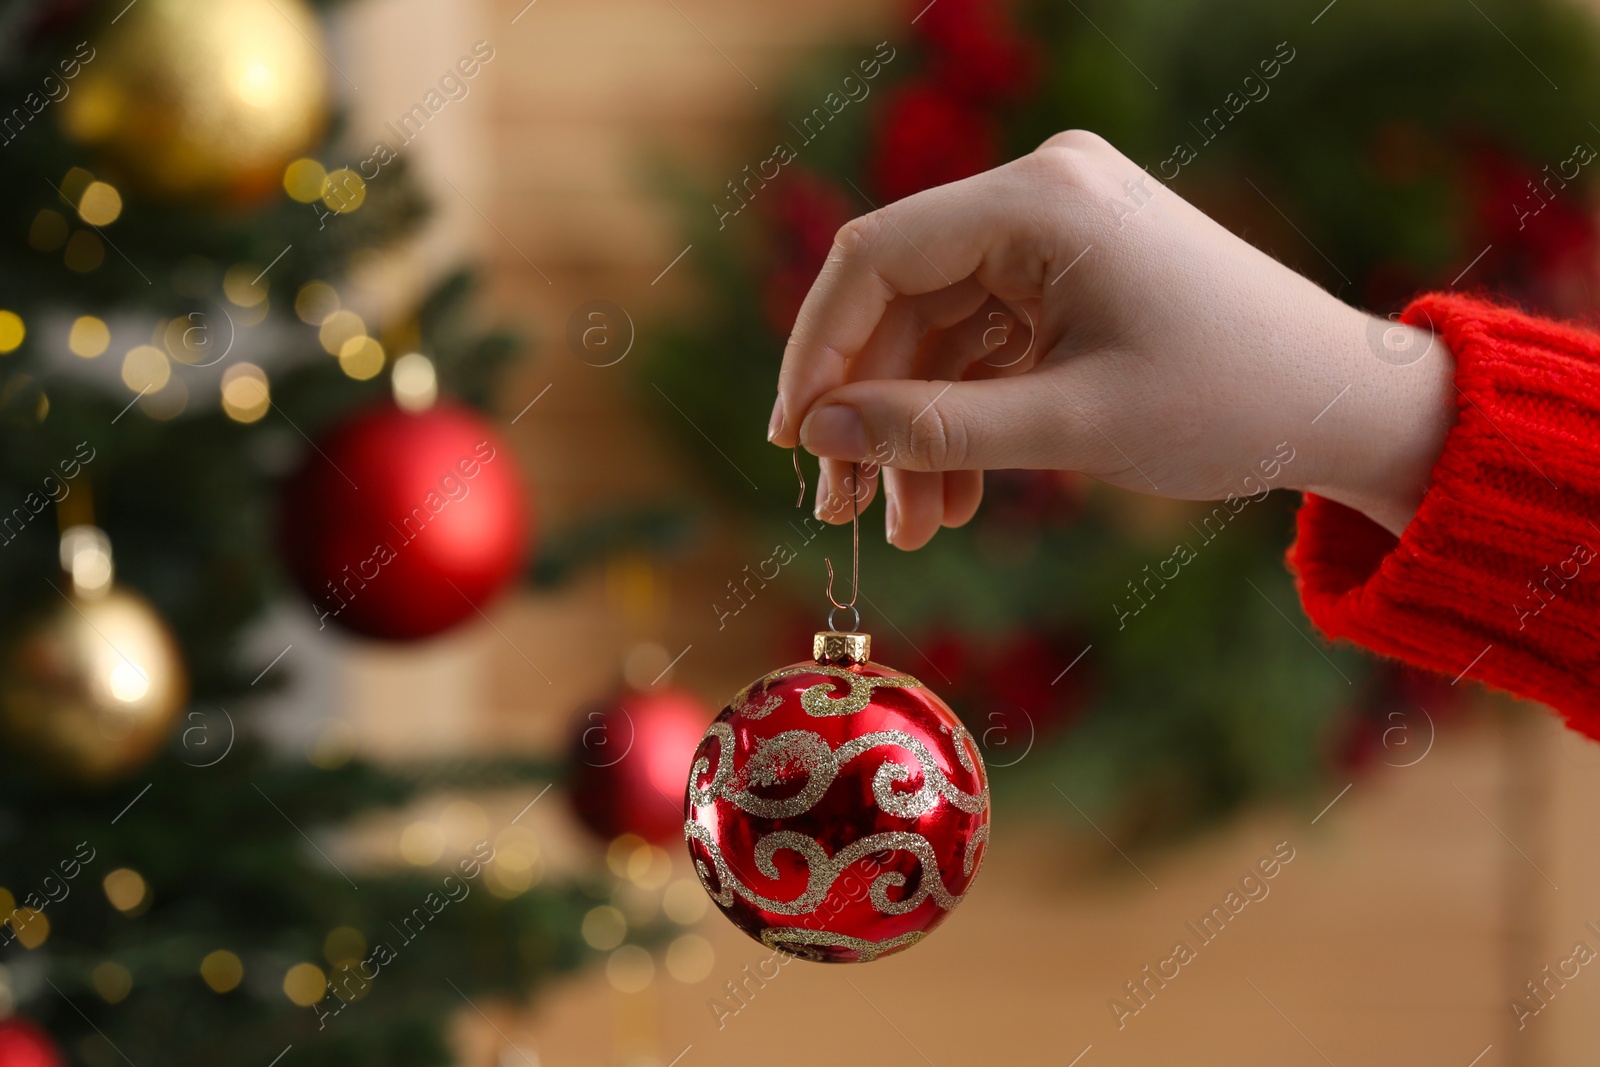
568 687 710 844
0 1018 64 1067
685 629 990 963
279 401 531 641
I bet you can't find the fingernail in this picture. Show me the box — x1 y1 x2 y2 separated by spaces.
885 492 899 545
813 465 831 520
799 405 868 459
767 396 784 442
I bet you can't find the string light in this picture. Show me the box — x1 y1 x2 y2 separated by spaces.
77 181 123 226
321 168 365 214
103 868 149 914
60 525 114 597
9 909 48 949
201 950 243 993
318 309 365 354
222 264 267 307
337 335 384 380
282 962 327 1007
0 311 23 353
283 158 327 203
61 167 94 204
69 316 110 357
581 906 626 951
391 352 437 411
121 344 171 393
220 363 270 423
605 834 648 879
294 280 338 324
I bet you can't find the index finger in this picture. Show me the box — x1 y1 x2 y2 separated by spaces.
769 163 1046 449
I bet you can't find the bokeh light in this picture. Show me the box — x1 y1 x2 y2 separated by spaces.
220 363 271 423
283 158 327 203
77 181 123 226
200 950 243 993
581 905 626 951
0 311 23 353
69 316 110 358
282 962 327 1007
103 868 149 913
121 345 171 393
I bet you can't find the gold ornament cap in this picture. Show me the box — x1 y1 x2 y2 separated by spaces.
813 630 870 665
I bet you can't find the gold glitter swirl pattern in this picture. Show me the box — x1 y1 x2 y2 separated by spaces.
691 726 989 821
943 720 980 775
762 664 923 717
731 685 783 720
759 927 926 963
687 722 736 808
735 731 836 818
963 824 989 877
684 824 968 917
838 730 989 817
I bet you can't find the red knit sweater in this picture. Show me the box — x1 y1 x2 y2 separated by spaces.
1289 293 1600 739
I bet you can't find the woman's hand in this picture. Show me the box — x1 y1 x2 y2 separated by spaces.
769 130 1456 547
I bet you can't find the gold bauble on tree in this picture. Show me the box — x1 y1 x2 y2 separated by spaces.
59 0 329 202
1 528 187 782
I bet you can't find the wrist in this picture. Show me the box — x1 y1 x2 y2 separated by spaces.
1298 311 1457 537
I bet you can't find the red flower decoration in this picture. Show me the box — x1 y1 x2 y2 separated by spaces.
870 81 999 204
760 171 853 333
914 0 1040 102
873 627 1092 754
983 631 1090 741
1460 144 1600 318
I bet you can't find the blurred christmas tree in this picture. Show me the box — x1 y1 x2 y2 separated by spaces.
0 0 646 1062
643 0 1600 847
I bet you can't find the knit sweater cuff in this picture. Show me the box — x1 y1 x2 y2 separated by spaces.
1289 293 1600 737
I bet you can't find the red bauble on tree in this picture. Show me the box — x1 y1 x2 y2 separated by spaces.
685 629 989 963
0 1018 64 1067
279 401 532 641
567 686 709 844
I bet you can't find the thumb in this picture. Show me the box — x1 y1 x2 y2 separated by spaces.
798 375 1082 472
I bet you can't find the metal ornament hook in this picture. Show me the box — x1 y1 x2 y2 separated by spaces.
794 449 861 631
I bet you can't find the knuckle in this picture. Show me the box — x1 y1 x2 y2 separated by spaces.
905 393 968 470
1025 143 1096 196
833 212 883 260
1038 128 1109 155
